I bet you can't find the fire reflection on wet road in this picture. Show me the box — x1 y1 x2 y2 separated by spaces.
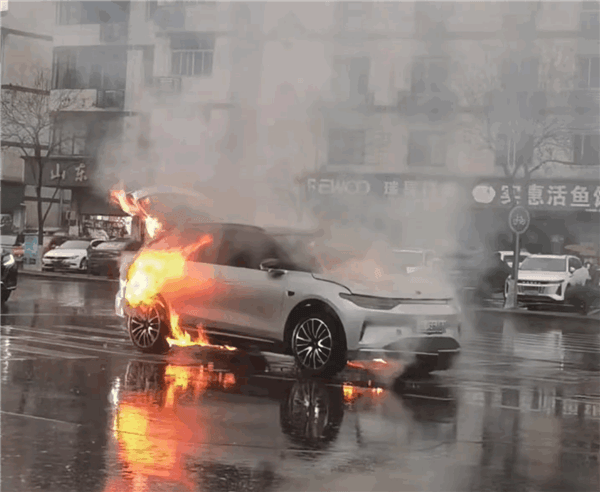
1 277 599 492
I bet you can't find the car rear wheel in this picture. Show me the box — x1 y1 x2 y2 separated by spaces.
127 305 170 353
291 312 346 377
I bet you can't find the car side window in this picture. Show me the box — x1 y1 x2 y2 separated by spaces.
215 229 259 269
190 229 221 265
125 242 142 252
569 257 582 271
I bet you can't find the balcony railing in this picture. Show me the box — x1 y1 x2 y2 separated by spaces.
96 89 125 109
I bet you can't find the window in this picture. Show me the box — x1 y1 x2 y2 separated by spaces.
342 2 366 30
328 128 366 166
501 57 540 89
411 57 448 94
569 257 582 271
52 123 87 156
52 47 127 90
408 131 446 167
56 1 129 25
170 33 215 77
573 134 600 166
577 56 600 89
580 11 600 37
495 134 534 170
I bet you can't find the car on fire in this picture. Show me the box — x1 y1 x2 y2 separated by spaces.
116 223 461 377
506 254 591 311
1 248 18 303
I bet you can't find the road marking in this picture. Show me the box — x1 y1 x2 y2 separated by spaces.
6 344 96 360
1 410 82 427
2 325 130 344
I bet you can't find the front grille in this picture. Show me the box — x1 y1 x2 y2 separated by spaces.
519 280 558 285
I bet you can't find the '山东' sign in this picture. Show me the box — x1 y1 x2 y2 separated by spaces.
472 181 600 212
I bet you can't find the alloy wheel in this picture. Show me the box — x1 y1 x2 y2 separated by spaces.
129 308 162 349
293 318 333 370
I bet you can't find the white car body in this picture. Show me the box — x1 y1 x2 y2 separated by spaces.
42 240 95 271
116 224 461 373
507 254 590 304
392 249 437 274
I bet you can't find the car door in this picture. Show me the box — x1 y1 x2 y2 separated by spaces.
568 256 589 286
174 226 226 328
215 228 287 342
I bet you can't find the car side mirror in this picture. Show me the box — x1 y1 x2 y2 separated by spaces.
569 266 576 274
260 258 286 277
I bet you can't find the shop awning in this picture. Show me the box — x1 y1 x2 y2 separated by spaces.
76 190 129 216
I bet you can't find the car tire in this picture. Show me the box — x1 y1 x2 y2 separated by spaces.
291 312 347 378
80 258 88 272
127 304 170 354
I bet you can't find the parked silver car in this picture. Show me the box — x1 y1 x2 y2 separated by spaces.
116 223 461 376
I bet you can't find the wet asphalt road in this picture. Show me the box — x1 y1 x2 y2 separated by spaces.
1 277 599 492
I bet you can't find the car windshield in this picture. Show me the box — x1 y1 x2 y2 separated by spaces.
520 257 566 272
0 235 18 247
96 241 129 251
57 240 90 250
394 251 424 266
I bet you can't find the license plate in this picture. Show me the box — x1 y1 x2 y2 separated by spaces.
421 320 446 335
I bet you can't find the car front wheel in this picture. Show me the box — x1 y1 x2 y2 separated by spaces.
127 305 170 353
291 312 346 377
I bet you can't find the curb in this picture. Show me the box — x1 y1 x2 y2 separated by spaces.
18 269 118 283
475 306 600 322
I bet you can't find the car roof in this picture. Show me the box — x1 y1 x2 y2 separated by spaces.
527 254 569 259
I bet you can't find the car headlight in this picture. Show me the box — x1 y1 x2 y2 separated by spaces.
339 293 399 310
2 254 15 267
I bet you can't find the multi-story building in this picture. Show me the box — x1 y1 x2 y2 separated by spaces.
1 0 59 232
297 1 600 255
42 1 599 254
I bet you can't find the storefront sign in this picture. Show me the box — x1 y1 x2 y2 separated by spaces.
306 174 459 199
472 181 600 213
24 159 92 188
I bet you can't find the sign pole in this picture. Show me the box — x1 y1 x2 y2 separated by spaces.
509 231 521 309
505 205 530 309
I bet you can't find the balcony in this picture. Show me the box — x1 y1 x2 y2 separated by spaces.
96 89 125 110
50 88 125 112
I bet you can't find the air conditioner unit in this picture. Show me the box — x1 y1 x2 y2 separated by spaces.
153 77 182 95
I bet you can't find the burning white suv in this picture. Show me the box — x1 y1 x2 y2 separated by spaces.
507 254 591 308
116 223 461 377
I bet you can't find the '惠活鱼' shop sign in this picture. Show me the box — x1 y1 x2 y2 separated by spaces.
472 181 600 212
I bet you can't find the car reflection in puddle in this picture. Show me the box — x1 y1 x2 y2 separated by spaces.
104 348 458 491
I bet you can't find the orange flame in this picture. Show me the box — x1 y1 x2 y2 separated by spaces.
110 189 163 239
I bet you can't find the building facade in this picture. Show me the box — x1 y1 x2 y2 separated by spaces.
27 1 600 253
0 0 65 233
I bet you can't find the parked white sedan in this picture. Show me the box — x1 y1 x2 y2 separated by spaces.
42 239 101 272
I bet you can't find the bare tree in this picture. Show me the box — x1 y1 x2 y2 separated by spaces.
454 41 580 183
1 69 82 263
